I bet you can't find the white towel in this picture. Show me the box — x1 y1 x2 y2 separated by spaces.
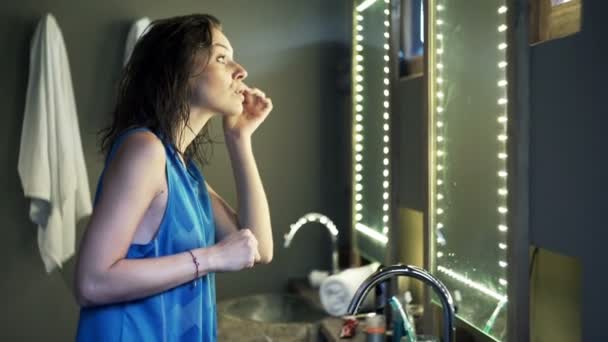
18 13 92 273
319 262 380 316
123 17 151 66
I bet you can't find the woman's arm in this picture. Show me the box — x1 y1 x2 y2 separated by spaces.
225 136 273 263
74 132 258 307
221 87 274 263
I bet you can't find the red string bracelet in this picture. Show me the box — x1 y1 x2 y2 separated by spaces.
187 249 200 288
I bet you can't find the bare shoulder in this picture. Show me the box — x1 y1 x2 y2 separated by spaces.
116 130 165 163
104 130 167 193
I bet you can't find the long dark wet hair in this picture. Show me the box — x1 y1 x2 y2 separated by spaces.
99 14 222 165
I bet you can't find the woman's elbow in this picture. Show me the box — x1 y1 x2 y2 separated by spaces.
74 272 105 307
258 246 274 264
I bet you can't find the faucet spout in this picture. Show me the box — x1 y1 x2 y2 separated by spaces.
284 212 340 274
347 264 455 342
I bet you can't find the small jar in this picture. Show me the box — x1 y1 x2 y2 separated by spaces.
365 314 386 342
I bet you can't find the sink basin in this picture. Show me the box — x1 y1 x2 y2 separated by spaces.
218 293 327 323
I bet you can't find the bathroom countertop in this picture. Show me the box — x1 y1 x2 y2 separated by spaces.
287 278 368 342
319 316 367 342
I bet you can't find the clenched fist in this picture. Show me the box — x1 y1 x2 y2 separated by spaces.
208 229 261 272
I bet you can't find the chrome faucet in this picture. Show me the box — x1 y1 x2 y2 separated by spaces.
347 264 456 342
283 212 339 274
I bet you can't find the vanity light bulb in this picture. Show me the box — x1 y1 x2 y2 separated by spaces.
498 224 508 232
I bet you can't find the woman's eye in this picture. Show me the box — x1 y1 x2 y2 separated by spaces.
217 55 226 63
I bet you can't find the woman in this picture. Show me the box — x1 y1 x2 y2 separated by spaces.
74 14 273 341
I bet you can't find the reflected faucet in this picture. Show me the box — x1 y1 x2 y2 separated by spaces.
347 264 455 342
283 212 339 274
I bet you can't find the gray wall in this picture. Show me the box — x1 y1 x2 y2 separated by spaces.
0 0 350 340
529 1 607 340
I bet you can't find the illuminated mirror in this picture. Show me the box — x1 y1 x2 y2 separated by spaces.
352 0 393 263
428 0 510 340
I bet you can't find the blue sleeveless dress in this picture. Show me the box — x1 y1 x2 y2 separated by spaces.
76 127 217 341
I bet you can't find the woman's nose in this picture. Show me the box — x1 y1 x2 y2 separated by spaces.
234 64 248 81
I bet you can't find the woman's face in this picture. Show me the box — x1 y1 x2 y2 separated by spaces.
190 28 248 117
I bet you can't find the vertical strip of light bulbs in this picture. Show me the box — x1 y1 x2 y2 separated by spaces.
433 1 448 260
352 0 392 245
496 2 509 288
353 8 365 233
432 1 509 303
